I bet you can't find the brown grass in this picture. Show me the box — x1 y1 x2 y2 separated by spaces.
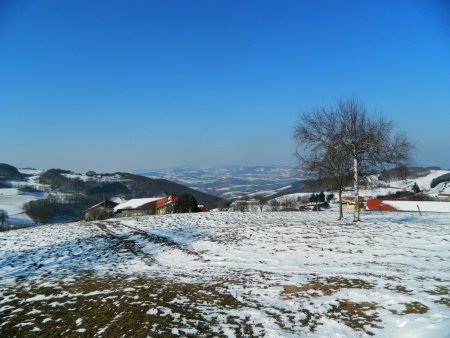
282 276 375 298
327 300 382 336
0 274 244 338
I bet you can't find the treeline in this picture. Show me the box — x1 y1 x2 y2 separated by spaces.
39 169 131 196
24 195 97 224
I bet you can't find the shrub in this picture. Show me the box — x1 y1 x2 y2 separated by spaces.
269 200 280 211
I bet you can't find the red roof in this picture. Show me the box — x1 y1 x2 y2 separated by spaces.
366 199 398 211
156 195 177 209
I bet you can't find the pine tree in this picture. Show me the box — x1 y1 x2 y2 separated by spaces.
318 191 325 203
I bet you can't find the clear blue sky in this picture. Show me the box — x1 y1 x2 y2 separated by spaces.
1 0 449 172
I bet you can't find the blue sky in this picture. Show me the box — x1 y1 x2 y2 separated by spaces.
1 0 449 172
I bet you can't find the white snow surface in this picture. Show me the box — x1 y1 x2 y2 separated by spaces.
379 200 450 213
1 211 449 337
0 188 40 225
0 169 47 226
362 170 450 198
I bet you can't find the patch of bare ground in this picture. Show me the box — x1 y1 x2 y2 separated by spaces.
327 300 382 336
263 306 321 333
388 301 430 316
0 274 251 338
385 284 414 295
426 286 450 308
282 276 375 298
279 277 381 333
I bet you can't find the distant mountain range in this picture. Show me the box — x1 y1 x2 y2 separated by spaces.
135 165 301 200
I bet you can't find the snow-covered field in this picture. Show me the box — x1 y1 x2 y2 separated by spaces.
0 188 40 225
0 169 46 226
1 211 449 337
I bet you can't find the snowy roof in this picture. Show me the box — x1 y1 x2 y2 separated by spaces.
113 197 163 212
108 196 126 204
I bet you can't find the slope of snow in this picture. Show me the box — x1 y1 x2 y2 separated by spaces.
0 169 47 226
0 188 39 225
364 170 450 197
375 200 450 213
1 211 449 337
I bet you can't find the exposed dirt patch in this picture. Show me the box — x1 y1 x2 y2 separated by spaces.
327 300 382 336
0 274 245 338
402 301 429 315
282 276 375 298
385 284 414 295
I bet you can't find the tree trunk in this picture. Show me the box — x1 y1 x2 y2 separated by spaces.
338 189 343 220
353 154 360 222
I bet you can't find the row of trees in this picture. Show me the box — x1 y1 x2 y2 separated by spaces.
295 97 412 221
229 192 334 212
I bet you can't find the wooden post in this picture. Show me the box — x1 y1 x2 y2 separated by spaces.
417 204 422 216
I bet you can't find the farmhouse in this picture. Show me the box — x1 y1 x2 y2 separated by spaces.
84 195 189 220
112 195 178 217
155 195 177 214
84 197 125 221
114 197 163 217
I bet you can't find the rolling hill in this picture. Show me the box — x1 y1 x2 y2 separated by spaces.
0 165 224 227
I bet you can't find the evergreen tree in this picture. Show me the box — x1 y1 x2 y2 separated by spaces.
318 191 325 203
173 194 199 213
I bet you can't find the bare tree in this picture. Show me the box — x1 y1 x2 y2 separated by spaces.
295 97 412 221
254 194 266 212
298 145 353 219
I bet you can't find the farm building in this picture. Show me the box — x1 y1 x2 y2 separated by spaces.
84 197 126 221
84 195 192 220
112 195 178 217
155 195 177 214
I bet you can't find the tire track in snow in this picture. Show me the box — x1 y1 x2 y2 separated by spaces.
119 223 202 258
95 222 157 266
